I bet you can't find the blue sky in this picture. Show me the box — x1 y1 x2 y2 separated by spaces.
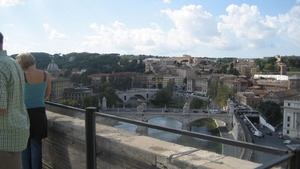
1 0 300 58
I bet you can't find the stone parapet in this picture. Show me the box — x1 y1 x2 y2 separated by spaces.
43 110 261 169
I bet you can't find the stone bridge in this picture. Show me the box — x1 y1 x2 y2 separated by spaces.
101 108 234 131
116 88 158 104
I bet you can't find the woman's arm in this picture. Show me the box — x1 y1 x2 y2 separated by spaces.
44 72 52 101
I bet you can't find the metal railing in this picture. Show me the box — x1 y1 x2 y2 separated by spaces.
45 102 300 169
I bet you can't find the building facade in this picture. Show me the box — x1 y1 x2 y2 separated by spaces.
235 91 260 107
63 87 93 104
283 99 300 139
47 59 71 102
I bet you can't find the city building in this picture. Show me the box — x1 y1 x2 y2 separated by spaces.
163 75 185 89
132 73 148 88
63 87 93 105
47 59 71 102
49 78 70 102
288 75 300 90
283 99 300 139
186 76 209 94
261 89 300 105
88 73 110 87
235 91 260 107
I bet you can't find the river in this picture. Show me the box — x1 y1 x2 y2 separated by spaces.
114 116 221 153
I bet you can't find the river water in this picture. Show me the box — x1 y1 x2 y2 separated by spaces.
114 116 221 153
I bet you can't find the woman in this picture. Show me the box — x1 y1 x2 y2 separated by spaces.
16 52 51 169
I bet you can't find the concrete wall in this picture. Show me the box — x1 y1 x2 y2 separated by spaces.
42 109 261 169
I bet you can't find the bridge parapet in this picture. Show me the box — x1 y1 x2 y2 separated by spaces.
100 110 233 131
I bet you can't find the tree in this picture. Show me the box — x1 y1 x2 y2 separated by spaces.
264 63 276 72
155 89 172 105
99 82 118 108
81 74 92 86
108 74 114 84
207 80 219 99
259 101 282 125
166 79 175 92
111 74 132 91
190 98 204 109
63 70 71 78
101 76 107 84
254 58 267 71
70 74 81 85
58 99 78 107
119 57 129 66
82 95 98 109
123 75 133 91
214 84 230 108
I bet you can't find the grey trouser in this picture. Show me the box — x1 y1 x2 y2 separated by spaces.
0 150 22 169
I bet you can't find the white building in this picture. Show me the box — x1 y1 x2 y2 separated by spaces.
283 99 300 139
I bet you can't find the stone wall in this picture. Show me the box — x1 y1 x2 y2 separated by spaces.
42 109 261 169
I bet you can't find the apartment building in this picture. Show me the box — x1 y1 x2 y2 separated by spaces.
163 75 185 89
186 76 210 94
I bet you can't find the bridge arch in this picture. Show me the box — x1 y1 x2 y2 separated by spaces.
116 89 157 104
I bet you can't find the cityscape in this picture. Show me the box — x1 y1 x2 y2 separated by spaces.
34 51 300 168
2 0 300 168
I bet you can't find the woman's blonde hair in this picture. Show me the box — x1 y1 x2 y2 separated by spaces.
16 52 36 69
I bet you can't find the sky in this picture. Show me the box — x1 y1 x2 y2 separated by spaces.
1 0 300 58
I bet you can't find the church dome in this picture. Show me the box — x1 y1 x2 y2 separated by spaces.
47 59 59 71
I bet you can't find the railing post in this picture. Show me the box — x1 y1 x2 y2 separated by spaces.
85 107 96 169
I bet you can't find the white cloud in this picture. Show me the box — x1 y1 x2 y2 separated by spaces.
215 4 280 50
297 0 300 3
0 0 24 6
85 21 167 54
82 3 300 55
48 30 68 40
162 5 218 37
277 6 300 46
43 23 50 31
163 0 171 4
43 23 68 40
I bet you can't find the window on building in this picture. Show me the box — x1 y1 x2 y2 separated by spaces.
287 130 289 134
287 116 290 122
287 124 290 127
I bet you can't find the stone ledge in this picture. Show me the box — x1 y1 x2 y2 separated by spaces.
45 110 260 169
